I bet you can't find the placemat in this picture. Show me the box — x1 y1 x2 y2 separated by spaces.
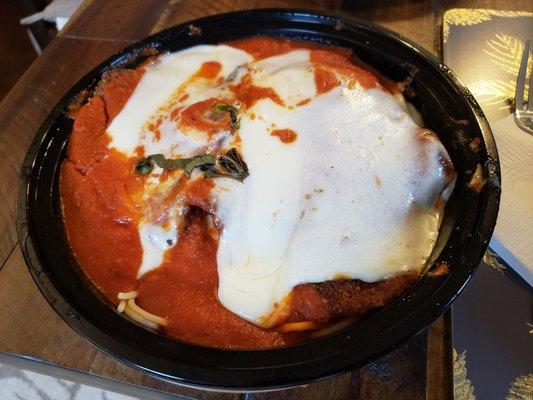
443 9 533 400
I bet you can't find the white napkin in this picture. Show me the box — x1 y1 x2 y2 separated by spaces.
20 0 82 31
489 114 533 286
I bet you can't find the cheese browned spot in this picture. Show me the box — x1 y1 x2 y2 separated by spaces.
289 272 419 323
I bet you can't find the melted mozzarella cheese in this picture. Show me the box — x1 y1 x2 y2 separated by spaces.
215 85 450 324
251 50 317 105
106 44 453 325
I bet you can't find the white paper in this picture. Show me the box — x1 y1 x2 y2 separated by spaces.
489 114 533 286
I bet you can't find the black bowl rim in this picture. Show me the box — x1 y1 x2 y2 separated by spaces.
16 8 500 391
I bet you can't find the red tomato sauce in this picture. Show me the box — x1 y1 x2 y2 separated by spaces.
185 178 215 211
271 128 298 143
147 117 162 141
62 150 144 298
195 61 222 79
229 73 284 108
61 68 145 299
228 36 352 60
296 98 311 107
310 50 378 90
101 69 145 120
314 68 340 95
180 97 231 134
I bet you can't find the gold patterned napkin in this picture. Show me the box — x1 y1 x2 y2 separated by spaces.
443 9 533 287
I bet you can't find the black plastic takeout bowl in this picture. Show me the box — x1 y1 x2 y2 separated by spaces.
17 9 500 390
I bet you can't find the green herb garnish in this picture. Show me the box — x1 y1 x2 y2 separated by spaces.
199 148 248 182
218 148 249 181
134 158 153 175
184 155 215 175
135 149 248 183
211 103 240 130
135 154 215 176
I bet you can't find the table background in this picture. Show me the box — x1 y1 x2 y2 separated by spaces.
0 1 531 399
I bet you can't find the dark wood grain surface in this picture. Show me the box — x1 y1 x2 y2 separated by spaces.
0 0 530 398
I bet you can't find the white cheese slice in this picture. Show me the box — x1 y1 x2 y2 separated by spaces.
215 85 451 324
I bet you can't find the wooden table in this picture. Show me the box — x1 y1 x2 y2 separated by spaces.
0 1 530 398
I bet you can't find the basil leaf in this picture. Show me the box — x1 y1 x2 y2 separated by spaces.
218 148 249 182
211 103 240 130
184 155 216 175
134 149 248 183
135 154 215 176
134 158 153 175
